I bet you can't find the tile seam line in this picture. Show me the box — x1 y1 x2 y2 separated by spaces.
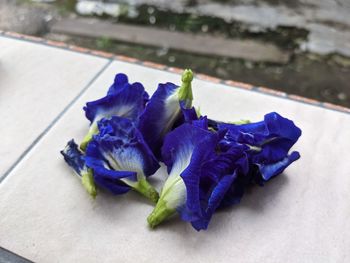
1 31 349 116
130 64 350 116
0 59 113 184
0 31 112 60
0 247 34 263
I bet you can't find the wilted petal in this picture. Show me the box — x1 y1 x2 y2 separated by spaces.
138 82 179 155
138 69 194 157
181 142 249 230
85 81 147 126
60 140 97 198
218 172 246 208
107 73 149 104
218 112 301 181
178 133 221 221
107 73 128 95
61 139 86 176
148 122 241 230
80 73 149 150
208 118 251 131
85 116 160 202
191 172 237 230
258 151 300 181
176 100 198 125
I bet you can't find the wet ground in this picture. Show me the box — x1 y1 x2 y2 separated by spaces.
49 33 350 107
1 0 350 107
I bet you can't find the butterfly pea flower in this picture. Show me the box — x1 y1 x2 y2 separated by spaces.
147 119 248 230
85 116 160 203
61 140 97 198
182 142 250 230
107 73 150 104
213 144 252 208
138 69 195 158
80 73 149 151
218 112 302 183
207 118 251 131
179 103 198 124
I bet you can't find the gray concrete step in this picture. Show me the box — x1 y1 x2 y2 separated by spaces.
51 18 290 63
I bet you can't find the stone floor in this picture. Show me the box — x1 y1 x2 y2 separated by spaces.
1 0 350 108
0 33 350 263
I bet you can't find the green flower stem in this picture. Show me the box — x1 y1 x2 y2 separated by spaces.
133 178 159 204
147 198 176 228
195 106 201 118
178 69 193 107
229 119 251 125
81 169 97 198
80 122 99 151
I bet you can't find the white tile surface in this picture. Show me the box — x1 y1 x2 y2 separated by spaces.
0 37 108 177
1 60 350 263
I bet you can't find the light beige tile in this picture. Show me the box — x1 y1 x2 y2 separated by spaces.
0 37 109 177
0 60 349 263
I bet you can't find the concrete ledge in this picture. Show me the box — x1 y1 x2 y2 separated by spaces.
1 31 349 115
51 18 290 64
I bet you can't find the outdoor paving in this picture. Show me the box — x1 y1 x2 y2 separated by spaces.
0 37 108 179
1 35 350 262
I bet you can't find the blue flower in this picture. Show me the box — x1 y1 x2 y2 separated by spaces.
178 101 199 124
61 140 97 198
107 73 150 103
138 69 195 158
85 116 160 203
218 112 302 182
80 73 149 150
61 69 303 231
181 142 249 230
147 120 249 230
207 118 251 131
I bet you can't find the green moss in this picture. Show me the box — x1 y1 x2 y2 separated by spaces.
96 37 113 49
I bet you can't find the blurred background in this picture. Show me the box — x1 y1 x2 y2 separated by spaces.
1 0 350 107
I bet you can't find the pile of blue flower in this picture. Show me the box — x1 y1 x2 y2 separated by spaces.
61 69 301 231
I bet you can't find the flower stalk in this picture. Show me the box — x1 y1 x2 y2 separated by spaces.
133 178 159 204
80 122 99 151
81 169 97 199
147 198 176 228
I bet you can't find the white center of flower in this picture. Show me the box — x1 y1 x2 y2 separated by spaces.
95 104 136 123
160 145 194 210
159 90 181 137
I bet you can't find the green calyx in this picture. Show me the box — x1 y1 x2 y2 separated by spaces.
147 198 176 229
229 119 251 125
81 169 97 199
80 122 99 151
195 107 201 118
133 178 159 204
178 69 194 105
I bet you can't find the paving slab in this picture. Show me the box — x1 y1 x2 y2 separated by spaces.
0 36 109 178
0 247 32 263
0 57 349 262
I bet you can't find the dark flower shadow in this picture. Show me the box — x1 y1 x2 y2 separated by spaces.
156 173 289 234
91 172 288 238
94 186 158 207
221 173 289 213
